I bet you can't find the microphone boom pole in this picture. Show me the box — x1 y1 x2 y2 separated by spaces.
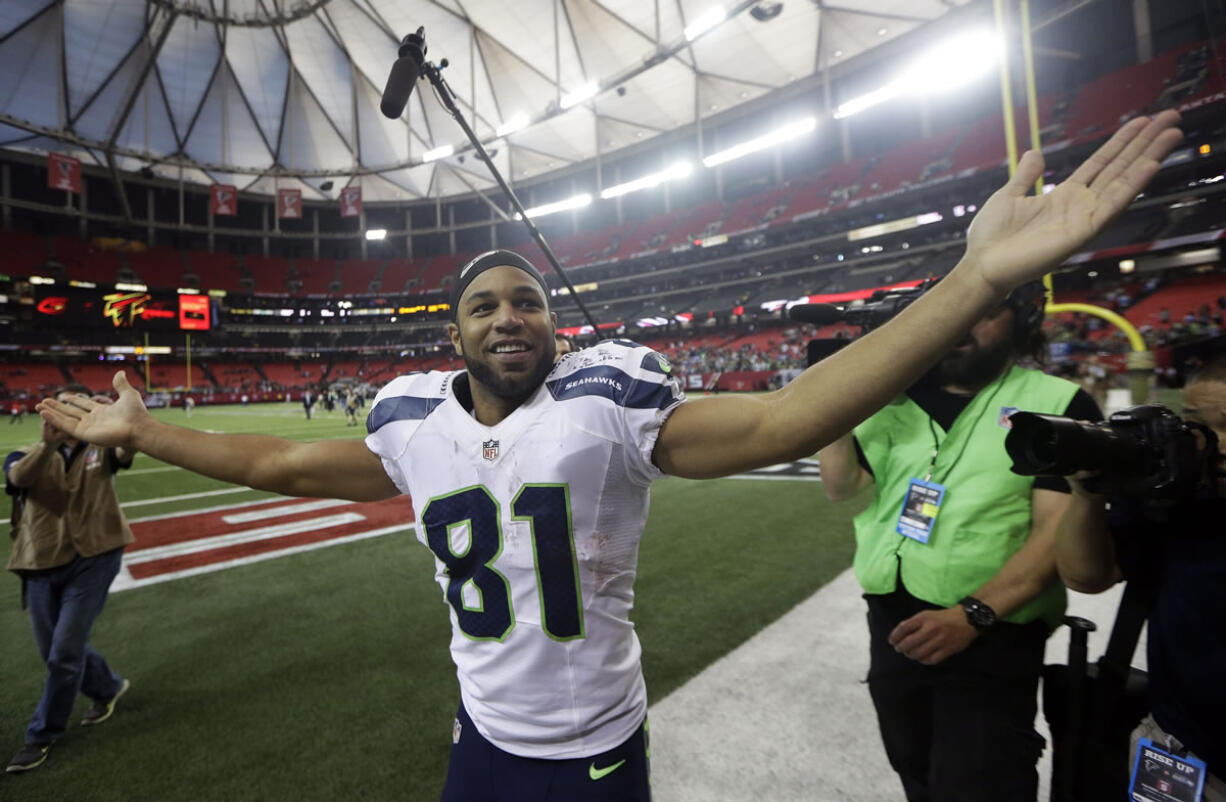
388 29 605 338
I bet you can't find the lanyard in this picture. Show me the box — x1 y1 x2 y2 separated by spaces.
922 370 1009 483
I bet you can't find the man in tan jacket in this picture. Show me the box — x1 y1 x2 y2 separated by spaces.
5 385 135 774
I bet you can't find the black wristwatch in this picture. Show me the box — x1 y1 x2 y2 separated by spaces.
958 596 998 633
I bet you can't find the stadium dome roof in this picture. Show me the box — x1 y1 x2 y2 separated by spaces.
0 0 968 203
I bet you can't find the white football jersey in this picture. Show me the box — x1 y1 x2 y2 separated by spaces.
365 340 685 759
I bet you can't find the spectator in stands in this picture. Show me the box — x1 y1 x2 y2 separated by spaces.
5 386 135 774
1079 355 1113 409
553 334 575 362
1054 355 1226 801
36 113 1183 800
817 282 1102 802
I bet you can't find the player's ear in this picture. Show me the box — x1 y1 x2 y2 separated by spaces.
447 322 463 355
550 311 557 329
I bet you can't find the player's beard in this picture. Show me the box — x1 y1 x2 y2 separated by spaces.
938 334 1014 391
462 336 556 404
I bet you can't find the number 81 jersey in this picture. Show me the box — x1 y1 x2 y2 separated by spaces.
365 340 685 759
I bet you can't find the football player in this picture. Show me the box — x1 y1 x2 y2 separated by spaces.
38 112 1182 800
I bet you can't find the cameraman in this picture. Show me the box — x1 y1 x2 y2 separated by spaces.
818 282 1101 802
1054 357 1226 800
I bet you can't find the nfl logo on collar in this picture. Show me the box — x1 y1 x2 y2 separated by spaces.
482 439 500 461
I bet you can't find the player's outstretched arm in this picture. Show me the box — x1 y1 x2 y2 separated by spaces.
38 372 399 502
655 111 1182 480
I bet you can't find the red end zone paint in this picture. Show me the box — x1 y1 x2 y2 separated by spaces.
126 495 416 582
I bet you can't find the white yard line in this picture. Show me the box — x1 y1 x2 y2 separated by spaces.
127 495 291 524
120 487 257 508
222 498 351 523
110 524 411 592
125 513 367 564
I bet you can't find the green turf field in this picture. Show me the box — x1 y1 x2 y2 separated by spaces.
0 402 865 800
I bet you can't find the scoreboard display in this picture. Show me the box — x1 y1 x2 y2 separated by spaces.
33 286 213 331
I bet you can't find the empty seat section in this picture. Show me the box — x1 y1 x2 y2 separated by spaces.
188 252 244 292
68 363 147 392
245 256 289 294
1125 275 1226 328
213 363 261 389
381 258 420 293
0 363 67 396
293 259 338 296
418 252 466 291
146 362 194 389
0 230 48 275
127 248 185 289
261 363 315 387
53 236 122 284
340 259 382 294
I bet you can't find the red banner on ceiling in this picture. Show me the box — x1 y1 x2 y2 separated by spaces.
210 184 237 216
340 185 362 218
47 152 82 194
277 188 302 220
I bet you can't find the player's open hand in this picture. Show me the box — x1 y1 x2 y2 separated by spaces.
964 110 1182 294
37 371 148 449
888 607 979 666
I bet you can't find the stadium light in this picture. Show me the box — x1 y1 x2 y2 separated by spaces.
702 117 817 168
513 193 593 220
560 82 598 110
600 162 693 199
365 229 388 241
834 29 1002 119
496 113 529 137
684 6 727 42
422 145 454 162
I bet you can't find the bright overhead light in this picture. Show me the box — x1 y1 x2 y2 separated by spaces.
365 229 388 241
702 117 817 168
513 193 593 220
422 145 454 162
685 6 727 41
833 85 898 120
834 28 1002 119
600 162 693 199
1119 259 1136 273
560 82 599 109
496 113 529 137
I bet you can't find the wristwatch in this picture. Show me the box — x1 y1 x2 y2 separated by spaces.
958 596 998 633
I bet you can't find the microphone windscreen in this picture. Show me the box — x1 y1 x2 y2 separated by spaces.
380 56 421 119
788 303 845 325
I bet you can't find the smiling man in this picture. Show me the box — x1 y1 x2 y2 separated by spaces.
36 112 1183 800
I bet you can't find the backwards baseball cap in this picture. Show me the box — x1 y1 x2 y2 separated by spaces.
450 249 550 320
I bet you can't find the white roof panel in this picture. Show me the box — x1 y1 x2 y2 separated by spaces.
0 0 971 198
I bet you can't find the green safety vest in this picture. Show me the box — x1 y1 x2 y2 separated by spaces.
852 365 1079 628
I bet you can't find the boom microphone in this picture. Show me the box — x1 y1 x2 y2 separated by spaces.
787 303 846 325
381 27 427 119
